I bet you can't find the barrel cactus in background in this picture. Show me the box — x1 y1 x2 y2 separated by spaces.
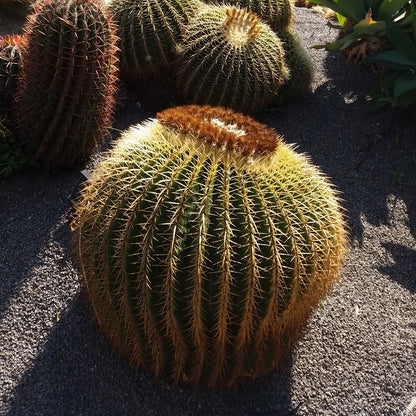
108 0 200 83
275 30 313 103
175 6 289 113
72 104 347 388
15 0 118 169
202 0 294 33
0 34 24 112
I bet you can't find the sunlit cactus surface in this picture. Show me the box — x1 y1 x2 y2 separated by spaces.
109 0 200 82
15 0 118 168
175 6 289 113
72 105 347 387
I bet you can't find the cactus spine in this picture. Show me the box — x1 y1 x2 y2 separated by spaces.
175 6 289 113
15 0 118 169
72 105 346 387
0 35 24 111
108 0 200 82
202 0 294 33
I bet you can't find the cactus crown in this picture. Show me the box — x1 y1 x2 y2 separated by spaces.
156 105 280 155
223 8 260 45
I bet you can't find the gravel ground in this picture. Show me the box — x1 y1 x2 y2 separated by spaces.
1 6 415 416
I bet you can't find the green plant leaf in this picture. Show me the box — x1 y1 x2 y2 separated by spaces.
367 50 416 69
393 72 416 98
385 19 416 58
378 0 411 21
353 19 386 36
337 13 346 26
308 0 367 22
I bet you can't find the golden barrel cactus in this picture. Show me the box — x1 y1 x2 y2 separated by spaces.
175 6 289 113
72 105 347 387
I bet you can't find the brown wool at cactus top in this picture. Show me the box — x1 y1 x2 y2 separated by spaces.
156 105 281 155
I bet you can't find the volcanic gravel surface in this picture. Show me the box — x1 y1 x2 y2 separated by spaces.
1 6 415 416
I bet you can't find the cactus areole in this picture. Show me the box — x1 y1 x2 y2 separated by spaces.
73 105 346 387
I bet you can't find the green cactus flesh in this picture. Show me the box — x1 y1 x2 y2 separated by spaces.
202 0 293 33
109 0 200 82
0 35 24 110
276 30 313 103
15 0 118 169
175 6 289 113
73 105 346 387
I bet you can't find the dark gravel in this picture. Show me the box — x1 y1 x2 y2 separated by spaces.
1 6 415 416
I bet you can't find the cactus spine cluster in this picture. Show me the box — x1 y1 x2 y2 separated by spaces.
202 0 293 33
0 35 24 110
72 105 346 387
175 6 289 113
15 0 118 168
109 0 200 82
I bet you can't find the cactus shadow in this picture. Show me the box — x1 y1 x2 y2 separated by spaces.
0 168 83 318
4 293 297 416
258 45 416 245
377 242 416 294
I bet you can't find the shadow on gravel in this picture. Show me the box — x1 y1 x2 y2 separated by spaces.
0 169 83 317
378 243 416 294
4 294 297 416
259 48 416 245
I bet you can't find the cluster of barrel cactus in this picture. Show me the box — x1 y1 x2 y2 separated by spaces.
15 0 118 168
0 0 118 169
106 0 313 112
1 0 347 390
72 104 347 387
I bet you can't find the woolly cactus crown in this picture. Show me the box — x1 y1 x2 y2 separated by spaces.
202 0 294 33
73 105 346 387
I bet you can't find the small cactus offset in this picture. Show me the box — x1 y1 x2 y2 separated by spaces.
202 0 294 33
72 105 347 387
0 34 24 111
108 0 200 82
175 6 289 113
275 30 313 103
15 0 118 169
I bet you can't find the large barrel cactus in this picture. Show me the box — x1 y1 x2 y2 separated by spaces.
175 6 289 113
202 0 293 33
108 0 200 82
72 105 347 387
0 34 24 111
15 0 118 169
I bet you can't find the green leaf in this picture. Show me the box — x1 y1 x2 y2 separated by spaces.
385 20 416 59
337 13 346 26
393 72 416 98
308 0 367 22
378 0 411 20
353 19 386 36
367 50 416 69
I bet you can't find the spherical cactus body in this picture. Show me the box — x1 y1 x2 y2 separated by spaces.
202 0 293 33
0 34 24 111
15 0 118 169
72 105 347 388
175 6 289 113
109 0 200 82
276 30 313 103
